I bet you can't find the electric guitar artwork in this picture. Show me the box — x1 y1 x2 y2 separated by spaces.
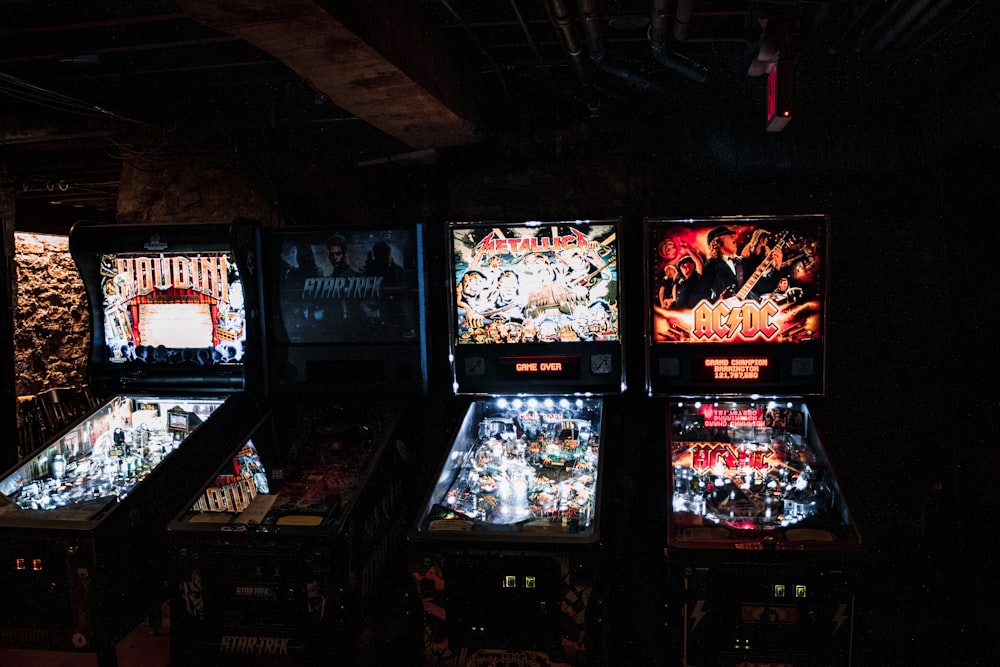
722 232 789 301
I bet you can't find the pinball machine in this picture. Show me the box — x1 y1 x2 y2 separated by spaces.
645 214 862 667
409 219 625 667
167 223 428 665
0 220 264 665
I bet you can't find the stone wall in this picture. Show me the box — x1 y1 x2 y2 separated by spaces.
13 232 88 395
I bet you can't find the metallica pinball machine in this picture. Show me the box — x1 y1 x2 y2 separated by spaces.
645 215 862 667
167 223 427 665
409 219 624 667
0 220 263 665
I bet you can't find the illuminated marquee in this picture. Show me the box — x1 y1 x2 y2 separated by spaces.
110 255 230 307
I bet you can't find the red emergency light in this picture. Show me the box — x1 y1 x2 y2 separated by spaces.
766 61 793 132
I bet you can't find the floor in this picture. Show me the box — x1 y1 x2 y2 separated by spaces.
0 606 169 667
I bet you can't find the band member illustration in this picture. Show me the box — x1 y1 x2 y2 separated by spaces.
702 225 783 301
765 275 804 305
671 255 705 310
457 269 493 330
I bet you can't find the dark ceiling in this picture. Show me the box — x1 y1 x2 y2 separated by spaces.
1 1 996 217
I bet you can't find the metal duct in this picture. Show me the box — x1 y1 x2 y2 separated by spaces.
544 0 601 113
892 0 960 51
869 0 939 53
649 0 709 82
674 0 693 42
577 0 670 95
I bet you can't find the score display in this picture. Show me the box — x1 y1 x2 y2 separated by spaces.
695 357 780 383
498 356 580 380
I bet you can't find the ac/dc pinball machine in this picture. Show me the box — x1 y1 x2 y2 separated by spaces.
167 223 428 665
645 214 862 667
409 219 624 667
0 220 264 665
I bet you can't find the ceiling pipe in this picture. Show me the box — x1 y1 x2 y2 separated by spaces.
869 0 938 53
852 0 909 55
674 0 693 42
577 0 671 96
544 0 601 114
649 0 671 45
893 0 960 52
649 0 709 83
439 0 509 103
510 0 554 88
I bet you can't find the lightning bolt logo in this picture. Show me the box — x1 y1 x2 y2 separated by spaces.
689 599 707 631
832 603 849 634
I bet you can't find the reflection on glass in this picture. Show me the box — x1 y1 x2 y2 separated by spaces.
670 400 843 533
419 396 602 536
0 396 223 517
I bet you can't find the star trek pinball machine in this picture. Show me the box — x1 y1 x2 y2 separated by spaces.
409 219 625 667
167 223 428 665
0 220 264 665
645 214 862 667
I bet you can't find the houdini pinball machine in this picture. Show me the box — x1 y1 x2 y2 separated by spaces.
0 220 264 665
167 223 428 665
645 214 862 667
409 219 625 667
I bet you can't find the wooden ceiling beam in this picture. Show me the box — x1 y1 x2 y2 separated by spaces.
176 0 481 150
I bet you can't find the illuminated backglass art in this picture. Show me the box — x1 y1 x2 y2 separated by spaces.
273 227 421 344
99 252 245 366
451 221 619 345
648 217 824 345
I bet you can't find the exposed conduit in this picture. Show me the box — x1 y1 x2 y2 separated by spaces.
649 0 709 83
577 0 671 96
892 0 961 52
544 0 602 114
870 0 939 53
